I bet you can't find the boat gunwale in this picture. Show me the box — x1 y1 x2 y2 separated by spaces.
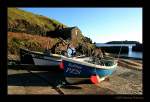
61 56 117 69
20 48 62 58
31 51 62 58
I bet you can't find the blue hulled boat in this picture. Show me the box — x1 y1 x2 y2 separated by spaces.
61 56 118 84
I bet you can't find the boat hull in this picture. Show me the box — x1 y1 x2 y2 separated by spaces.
62 57 117 84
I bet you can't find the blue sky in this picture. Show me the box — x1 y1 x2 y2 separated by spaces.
20 8 142 43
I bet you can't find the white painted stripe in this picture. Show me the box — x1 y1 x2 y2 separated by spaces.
33 58 60 66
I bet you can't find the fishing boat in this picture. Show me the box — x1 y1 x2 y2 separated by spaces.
61 56 118 84
20 48 62 66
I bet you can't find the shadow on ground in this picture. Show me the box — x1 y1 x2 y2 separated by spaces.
8 71 64 86
8 70 92 88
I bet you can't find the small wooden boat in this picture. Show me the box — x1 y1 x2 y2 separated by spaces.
20 48 62 66
61 56 118 84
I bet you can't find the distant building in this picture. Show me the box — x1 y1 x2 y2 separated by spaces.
60 26 82 40
46 26 82 41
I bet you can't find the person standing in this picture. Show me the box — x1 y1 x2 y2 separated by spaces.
67 43 76 57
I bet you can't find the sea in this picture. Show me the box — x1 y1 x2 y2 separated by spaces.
121 51 142 59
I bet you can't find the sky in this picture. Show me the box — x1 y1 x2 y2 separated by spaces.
20 8 142 43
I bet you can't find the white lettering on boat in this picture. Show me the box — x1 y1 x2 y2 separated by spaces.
65 63 82 75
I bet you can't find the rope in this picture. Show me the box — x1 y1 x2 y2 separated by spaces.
117 41 123 62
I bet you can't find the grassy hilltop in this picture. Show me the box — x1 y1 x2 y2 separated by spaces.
8 8 67 36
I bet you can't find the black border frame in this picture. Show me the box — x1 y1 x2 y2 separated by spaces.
7 0 143 7
0 0 144 100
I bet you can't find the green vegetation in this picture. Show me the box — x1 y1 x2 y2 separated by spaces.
8 32 59 56
8 8 67 36
8 36 42 55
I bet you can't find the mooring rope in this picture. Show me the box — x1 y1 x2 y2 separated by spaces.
117 41 123 62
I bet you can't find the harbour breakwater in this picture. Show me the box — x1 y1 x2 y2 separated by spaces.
96 43 142 56
100 46 129 54
96 41 143 55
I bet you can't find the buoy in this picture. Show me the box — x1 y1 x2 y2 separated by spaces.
59 61 64 70
90 74 101 84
